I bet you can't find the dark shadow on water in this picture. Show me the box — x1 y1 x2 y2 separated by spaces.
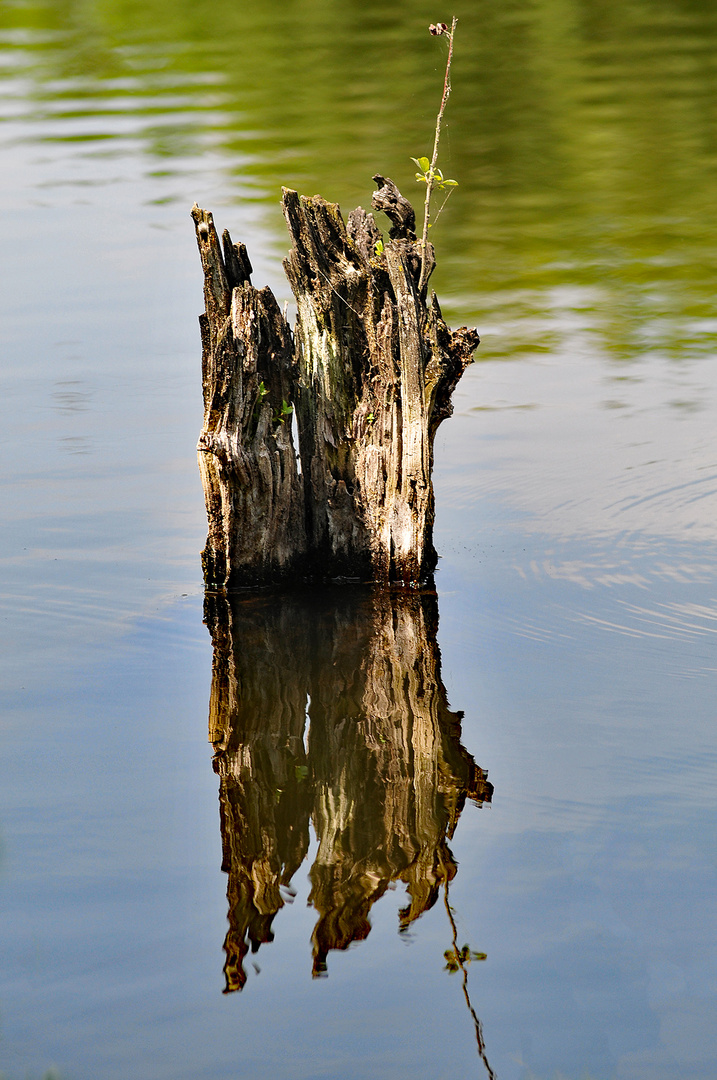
203 586 493 1026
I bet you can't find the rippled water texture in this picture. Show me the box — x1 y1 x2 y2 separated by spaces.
1 2 716 1078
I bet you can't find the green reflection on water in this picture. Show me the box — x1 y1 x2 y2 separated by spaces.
2 0 716 356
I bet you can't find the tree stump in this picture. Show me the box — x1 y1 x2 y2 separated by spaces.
192 179 479 588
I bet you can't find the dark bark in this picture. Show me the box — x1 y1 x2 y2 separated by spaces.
192 180 479 587
370 174 417 240
192 205 305 588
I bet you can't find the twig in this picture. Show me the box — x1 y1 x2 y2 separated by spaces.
418 17 458 294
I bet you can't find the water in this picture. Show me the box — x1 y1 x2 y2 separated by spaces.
1 1 716 1077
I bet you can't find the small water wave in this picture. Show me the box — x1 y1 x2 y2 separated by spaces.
612 747 717 806
571 603 716 643
608 472 717 516
0 29 239 205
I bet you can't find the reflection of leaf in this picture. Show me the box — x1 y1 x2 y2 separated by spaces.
294 764 309 781
444 947 461 973
444 943 487 972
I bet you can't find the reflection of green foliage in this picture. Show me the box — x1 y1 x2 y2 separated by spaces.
3 0 717 356
444 942 487 973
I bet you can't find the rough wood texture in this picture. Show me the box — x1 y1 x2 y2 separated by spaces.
192 180 479 587
192 204 305 587
370 173 417 240
204 587 492 991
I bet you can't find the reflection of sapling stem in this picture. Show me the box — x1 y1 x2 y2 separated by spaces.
417 17 459 293
439 851 496 1079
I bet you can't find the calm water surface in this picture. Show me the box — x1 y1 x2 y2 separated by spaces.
1 1 716 1078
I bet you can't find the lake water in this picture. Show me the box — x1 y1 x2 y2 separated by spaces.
1 1 716 1078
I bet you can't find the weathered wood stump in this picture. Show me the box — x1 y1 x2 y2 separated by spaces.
192 179 479 588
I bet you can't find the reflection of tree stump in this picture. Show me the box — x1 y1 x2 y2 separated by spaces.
205 588 492 991
192 181 479 587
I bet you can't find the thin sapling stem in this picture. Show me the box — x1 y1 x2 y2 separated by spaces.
418 17 458 293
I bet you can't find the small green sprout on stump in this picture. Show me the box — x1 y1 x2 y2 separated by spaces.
273 399 294 425
412 155 458 236
412 156 458 194
251 379 270 432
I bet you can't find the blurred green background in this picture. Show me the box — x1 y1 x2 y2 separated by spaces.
4 0 717 358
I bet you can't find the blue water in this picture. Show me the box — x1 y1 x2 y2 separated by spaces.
1 4 716 1078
